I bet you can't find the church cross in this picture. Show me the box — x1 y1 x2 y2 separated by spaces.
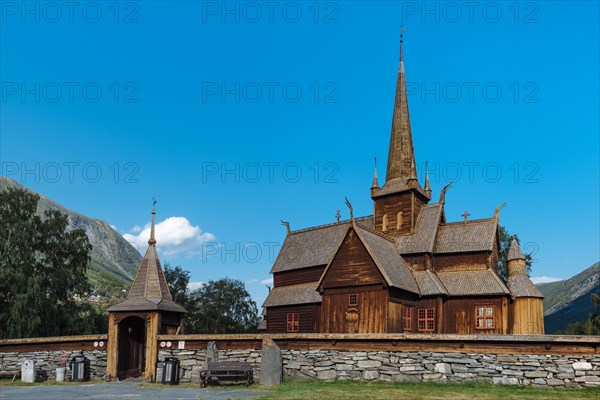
462 210 470 224
335 209 341 223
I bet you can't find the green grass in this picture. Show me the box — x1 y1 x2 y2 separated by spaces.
255 380 600 400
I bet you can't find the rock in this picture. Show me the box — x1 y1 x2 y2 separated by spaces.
434 363 452 374
317 369 337 381
362 370 379 380
423 373 442 380
259 339 282 386
357 360 382 369
573 362 592 371
525 371 548 378
493 377 519 385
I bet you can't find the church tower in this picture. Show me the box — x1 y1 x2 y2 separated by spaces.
371 34 431 235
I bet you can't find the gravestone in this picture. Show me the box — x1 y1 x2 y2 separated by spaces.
259 337 282 386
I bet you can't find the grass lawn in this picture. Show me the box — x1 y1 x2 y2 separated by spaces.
255 380 600 400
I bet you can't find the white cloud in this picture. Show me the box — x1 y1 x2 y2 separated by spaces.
261 278 273 286
130 225 142 233
110 224 118 231
531 276 563 285
123 216 215 257
188 281 206 291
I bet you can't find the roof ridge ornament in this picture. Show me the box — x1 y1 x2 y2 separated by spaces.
494 202 508 221
281 220 291 235
344 196 354 223
439 182 453 205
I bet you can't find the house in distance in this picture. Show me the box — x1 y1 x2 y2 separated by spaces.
262 37 544 335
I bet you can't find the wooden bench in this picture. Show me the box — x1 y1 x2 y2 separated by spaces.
200 361 253 387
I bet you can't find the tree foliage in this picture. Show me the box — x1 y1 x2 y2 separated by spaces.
497 225 534 281
0 187 94 338
163 264 260 334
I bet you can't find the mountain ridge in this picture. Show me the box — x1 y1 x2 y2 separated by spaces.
0 177 141 290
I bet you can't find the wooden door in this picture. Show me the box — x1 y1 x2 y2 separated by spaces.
117 316 146 379
455 309 468 334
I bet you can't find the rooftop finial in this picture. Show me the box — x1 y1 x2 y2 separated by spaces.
344 196 354 223
281 220 291 235
148 198 157 245
424 161 432 197
335 209 341 224
371 156 379 189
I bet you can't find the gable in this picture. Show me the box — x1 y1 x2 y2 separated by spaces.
320 228 385 290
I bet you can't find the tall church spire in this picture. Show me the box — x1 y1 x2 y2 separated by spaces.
385 30 418 187
148 198 157 246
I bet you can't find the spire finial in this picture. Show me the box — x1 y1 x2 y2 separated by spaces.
424 161 432 197
371 156 379 190
399 25 405 62
148 198 157 245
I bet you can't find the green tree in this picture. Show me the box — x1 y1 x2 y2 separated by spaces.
497 225 534 281
163 263 193 310
0 187 92 338
187 278 260 334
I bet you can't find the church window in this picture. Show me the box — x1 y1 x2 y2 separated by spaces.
418 308 435 331
286 313 299 332
382 214 389 231
349 294 357 306
396 211 403 229
475 305 494 329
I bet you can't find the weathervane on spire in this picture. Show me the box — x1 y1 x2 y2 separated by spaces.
152 197 157 211
399 25 406 61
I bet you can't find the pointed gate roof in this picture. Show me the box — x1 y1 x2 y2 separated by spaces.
108 206 187 313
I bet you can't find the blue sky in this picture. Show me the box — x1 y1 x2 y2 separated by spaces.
1 1 599 306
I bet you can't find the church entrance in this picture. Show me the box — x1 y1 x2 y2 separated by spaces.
117 316 146 379
455 309 468 334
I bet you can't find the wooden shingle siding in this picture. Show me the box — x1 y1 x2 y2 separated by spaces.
321 289 388 333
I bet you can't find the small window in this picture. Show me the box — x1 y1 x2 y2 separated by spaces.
349 294 357 306
382 214 389 231
403 306 412 331
396 211 403 229
418 308 435 332
286 313 299 332
412 257 418 267
475 305 494 329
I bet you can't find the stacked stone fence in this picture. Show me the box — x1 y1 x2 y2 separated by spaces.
1 333 598 388
0 335 107 381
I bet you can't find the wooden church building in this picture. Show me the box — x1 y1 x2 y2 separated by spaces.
262 39 544 336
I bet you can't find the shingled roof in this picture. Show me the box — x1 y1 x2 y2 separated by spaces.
355 226 419 294
507 275 544 298
396 204 442 254
413 270 448 296
270 216 372 273
108 208 187 314
436 270 510 296
262 282 322 307
434 218 497 254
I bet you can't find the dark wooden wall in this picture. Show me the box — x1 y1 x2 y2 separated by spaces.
443 297 505 335
321 288 388 333
372 191 428 236
320 229 384 289
265 304 320 333
273 265 326 287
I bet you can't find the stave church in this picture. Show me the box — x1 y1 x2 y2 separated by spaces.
261 37 544 335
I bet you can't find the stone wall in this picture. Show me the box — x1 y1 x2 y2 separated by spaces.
0 350 107 381
157 349 261 384
156 347 599 388
281 350 600 388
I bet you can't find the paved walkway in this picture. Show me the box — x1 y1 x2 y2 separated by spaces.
0 381 269 400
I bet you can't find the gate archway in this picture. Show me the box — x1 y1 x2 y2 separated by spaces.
117 316 146 379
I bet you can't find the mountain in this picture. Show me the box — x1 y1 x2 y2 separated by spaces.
538 262 600 333
0 177 141 291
